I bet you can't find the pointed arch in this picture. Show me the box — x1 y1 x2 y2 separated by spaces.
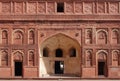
55 48 63 57
13 30 24 44
111 29 119 44
96 30 107 44
85 50 92 66
28 50 34 66
112 50 119 66
28 30 35 44
2 30 8 44
13 51 23 61
40 33 81 76
85 29 92 44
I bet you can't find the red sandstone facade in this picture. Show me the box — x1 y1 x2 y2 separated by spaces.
0 0 120 79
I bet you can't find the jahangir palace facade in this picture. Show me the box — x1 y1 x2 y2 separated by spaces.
0 0 120 79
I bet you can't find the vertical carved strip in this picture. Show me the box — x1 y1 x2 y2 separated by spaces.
10 2 13 14
105 2 107 13
0 2 2 13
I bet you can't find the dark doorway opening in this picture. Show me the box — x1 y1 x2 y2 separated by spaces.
15 61 23 76
98 61 105 75
56 49 63 57
55 61 64 74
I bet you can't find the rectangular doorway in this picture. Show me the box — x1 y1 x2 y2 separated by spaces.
14 61 23 76
55 61 64 74
98 61 105 75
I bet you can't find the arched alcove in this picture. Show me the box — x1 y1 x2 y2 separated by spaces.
40 33 81 77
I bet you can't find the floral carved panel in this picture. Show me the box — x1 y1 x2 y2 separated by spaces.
27 2 36 14
38 2 46 14
47 2 55 14
75 2 83 14
15 2 23 14
66 2 73 13
109 3 119 14
84 2 93 14
2 3 11 14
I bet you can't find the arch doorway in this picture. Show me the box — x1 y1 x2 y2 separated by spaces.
13 51 23 77
97 51 108 77
40 33 81 77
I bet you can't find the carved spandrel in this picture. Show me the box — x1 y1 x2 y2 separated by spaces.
27 2 36 14
97 2 105 13
109 3 119 14
15 3 23 14
66 2 73 13
75 2 83 13
47 2 55 14
38 2 46 14
2 3 11 14
84 2 93 14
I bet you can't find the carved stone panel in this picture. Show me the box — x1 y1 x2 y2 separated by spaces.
85 50 92 67
97 2 105 13
27 2 36 14
38 2 46 14
66 2 73 13
85 29 92 44
112 50 119 66
84 2 93 14
75 2 83 14
47 2 55 14
15 2 23 14
109 3 119 14
2 3 11 14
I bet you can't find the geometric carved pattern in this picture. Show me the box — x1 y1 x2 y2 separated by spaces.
75 2 83 13
47 2 55 14
84 2 93 14
66 2 73 13
97 2 105 13
109 3 119 14
27 2 36 14
2 3 11 14
15 2 23 14
38 2 46 14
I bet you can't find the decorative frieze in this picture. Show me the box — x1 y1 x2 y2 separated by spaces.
0 1 120 15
